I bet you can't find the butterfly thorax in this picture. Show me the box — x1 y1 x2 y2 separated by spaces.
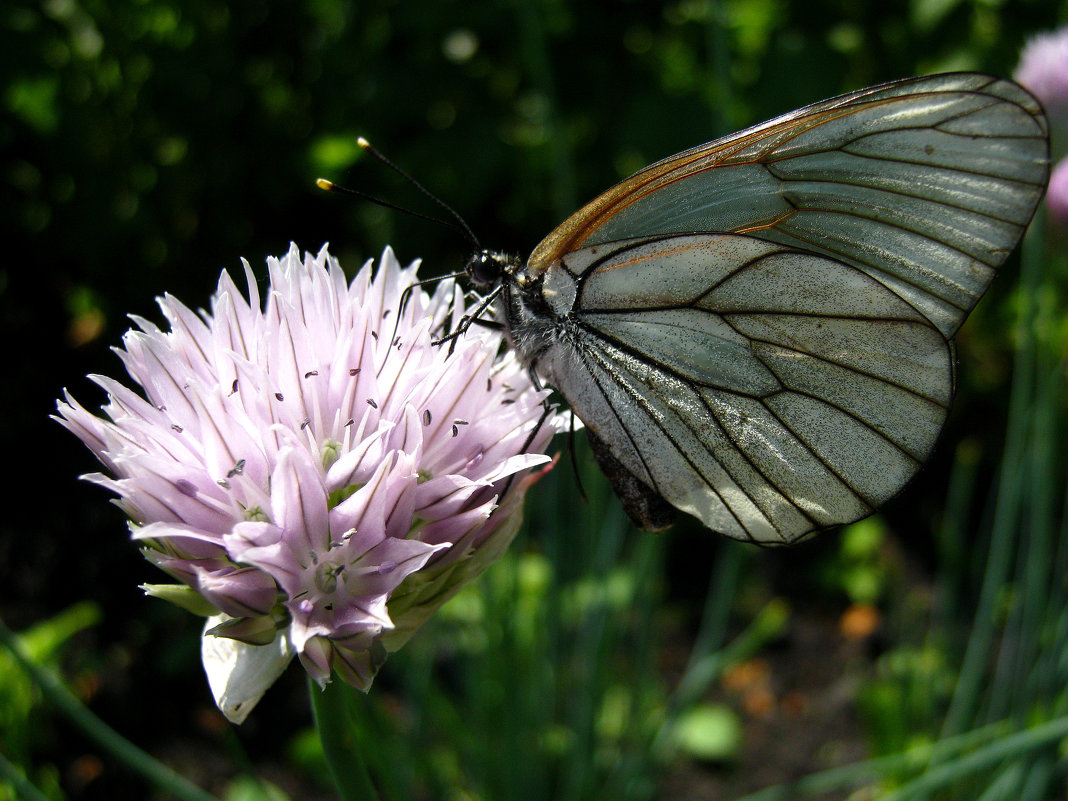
501 260 586 388
463 249 564 367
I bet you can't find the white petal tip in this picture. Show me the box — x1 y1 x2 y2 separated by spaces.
201 615 294 724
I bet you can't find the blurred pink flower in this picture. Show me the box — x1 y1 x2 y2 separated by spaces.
1047 158 1068 227
1016 27 1068 229
57 245 563 720
1016 29 1068 119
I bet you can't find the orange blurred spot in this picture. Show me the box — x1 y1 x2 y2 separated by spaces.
722 658 771 692
840 603 881 640
72 671 102 701
70 754 104 786
742 686 776 718
195 704 230 734
724 658 779 718
68 308 106 346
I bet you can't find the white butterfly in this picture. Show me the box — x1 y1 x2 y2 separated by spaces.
465 73 1050 544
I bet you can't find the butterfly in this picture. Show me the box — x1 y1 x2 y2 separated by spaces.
462 73 1050 545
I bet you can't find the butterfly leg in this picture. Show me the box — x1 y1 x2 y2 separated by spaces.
495 400 559 510
432 285 503 353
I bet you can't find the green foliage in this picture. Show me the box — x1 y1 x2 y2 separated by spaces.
670 704 743 762
858 645 956 757
828 218 1068 798
220 775 290 801
0 603 100 801
816 517 895 606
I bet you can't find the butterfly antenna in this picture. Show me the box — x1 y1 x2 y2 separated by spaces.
356 136 483 250
315 178 471 241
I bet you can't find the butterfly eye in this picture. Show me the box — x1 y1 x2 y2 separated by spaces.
465 250 506 288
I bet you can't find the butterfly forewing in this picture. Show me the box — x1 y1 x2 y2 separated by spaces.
510 75 1048 541
528 73 1049 338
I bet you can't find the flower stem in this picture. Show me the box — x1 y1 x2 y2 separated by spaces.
0 616 219 801
0 750 51 801
308 677 381 801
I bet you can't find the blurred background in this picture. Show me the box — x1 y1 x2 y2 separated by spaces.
4 0 1068 799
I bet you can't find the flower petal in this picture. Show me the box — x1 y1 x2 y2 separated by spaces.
201 614 294 724
270 448 330 554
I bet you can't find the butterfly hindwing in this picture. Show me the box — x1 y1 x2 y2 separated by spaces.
531 234 955 543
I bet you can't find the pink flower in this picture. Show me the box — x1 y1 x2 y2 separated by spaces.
1016 27 1068 229
1048 158 1068 228
56 245 563 721
1016 29 1068 120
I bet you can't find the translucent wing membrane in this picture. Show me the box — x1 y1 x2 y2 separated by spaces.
530 73 1049 338
538 235 955 543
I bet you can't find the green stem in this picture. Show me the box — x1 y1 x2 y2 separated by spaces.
308 677 380 801
0 616 219 801
733 714 1068 801
878 714 1068 801
669 539 746 712
940 220 1043 738
0 750 51 801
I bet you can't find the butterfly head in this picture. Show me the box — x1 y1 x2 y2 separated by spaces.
465 249 520 291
